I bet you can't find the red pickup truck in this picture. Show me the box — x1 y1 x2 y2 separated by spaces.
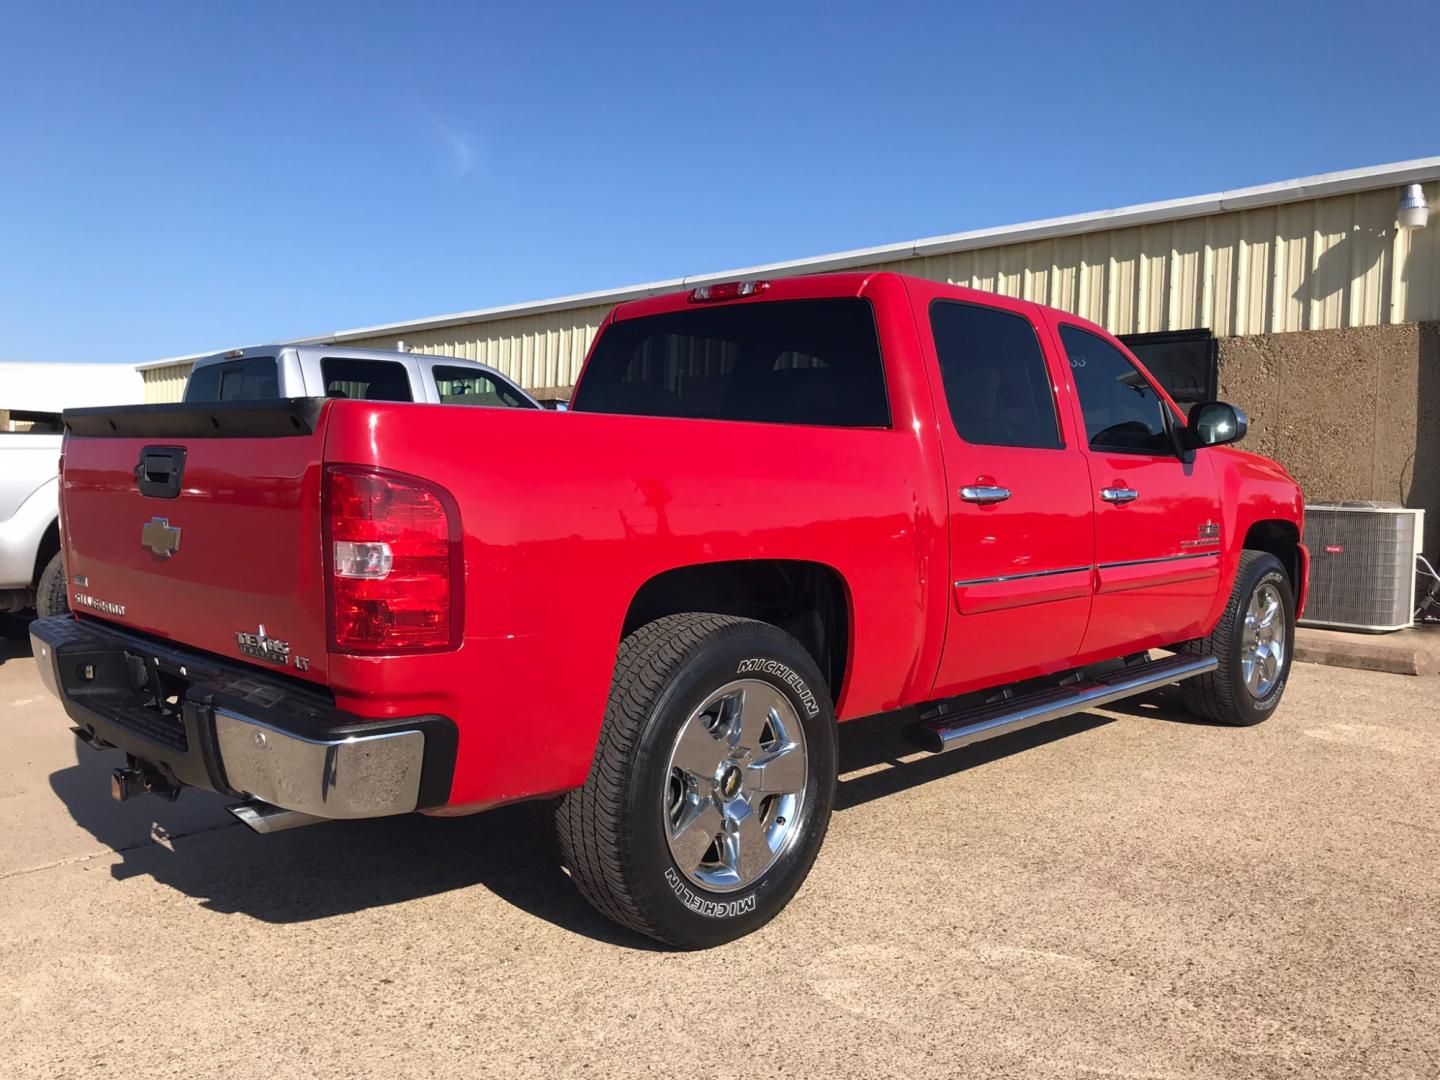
33 272 1306 947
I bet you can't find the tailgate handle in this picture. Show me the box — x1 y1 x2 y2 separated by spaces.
135 446 187 499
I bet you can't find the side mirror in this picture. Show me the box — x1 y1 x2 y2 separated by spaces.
1184 401 1248 449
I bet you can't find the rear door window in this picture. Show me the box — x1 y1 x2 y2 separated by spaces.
1059 325 1172 454
321 358 413 402
572 298 889 428
432 365 535 408
183 357 278 402
930 300 1062 449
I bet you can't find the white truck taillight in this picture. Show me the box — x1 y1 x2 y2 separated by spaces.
323 465 462 653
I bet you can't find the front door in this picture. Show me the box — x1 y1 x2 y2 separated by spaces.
920 291 1095 699
1049 320 1224 662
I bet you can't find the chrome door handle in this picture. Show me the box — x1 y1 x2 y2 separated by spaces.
960 485 1012 504
1101 487 1140 504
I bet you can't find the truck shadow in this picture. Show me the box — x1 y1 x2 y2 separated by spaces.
834 709 1117 811
0 614 35 662
49 689 1197 946
49 735 655 947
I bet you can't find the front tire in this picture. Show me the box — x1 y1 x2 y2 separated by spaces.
556 613 838 948
1181 550 1295 726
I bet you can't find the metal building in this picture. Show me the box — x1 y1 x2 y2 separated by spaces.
134 156 1440 548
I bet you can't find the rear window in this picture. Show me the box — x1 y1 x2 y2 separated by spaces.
433 365 536 408
572 298 889 428
321 357 412 402
183 357 278 402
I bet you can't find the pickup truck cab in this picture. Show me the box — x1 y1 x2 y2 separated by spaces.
183 344 539 409
33 272 1306 947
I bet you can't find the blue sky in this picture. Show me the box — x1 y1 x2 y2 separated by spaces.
2 0 1436 364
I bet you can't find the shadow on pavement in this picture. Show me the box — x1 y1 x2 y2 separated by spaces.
49 733 660 949
46 686 1195 943
0 614 34 661
834 707 1116 811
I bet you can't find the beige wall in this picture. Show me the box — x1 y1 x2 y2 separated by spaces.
1219 321 1440 553
141 362 194 404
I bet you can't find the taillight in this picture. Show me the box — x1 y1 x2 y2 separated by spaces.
323 465 462 653
688 280 768 302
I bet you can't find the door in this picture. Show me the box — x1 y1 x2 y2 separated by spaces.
1050 320 1224 661
921 292 1095 698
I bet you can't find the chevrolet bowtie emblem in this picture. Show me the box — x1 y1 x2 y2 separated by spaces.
140 517 182 559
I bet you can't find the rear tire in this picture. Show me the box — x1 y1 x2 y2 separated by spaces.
1180 550 1294 726
556 613 837 949
35 551 68 619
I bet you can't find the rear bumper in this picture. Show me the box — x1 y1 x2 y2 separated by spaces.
30 615 458 819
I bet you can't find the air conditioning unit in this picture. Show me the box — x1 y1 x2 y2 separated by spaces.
1300 502 1425 632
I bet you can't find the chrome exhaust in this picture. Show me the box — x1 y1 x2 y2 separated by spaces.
227 800 329 834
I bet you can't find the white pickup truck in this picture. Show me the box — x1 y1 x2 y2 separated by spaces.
0 411 67 617
182 344 540 408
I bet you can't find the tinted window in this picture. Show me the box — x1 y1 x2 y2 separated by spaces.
1118 329 1217 404
1059 325 1171 454
433 365 535 408
572 299 888 428
183 357 278 402
321 358 412 402
930 300 1061 449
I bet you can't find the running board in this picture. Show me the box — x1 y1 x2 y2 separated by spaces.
903 654 1218 754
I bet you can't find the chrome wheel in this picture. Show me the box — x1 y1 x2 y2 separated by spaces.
1240 581 1286 698
663 679 809 893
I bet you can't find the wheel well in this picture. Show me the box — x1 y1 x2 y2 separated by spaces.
622 560 850 702
32 518 60 589
1243 519 1301 595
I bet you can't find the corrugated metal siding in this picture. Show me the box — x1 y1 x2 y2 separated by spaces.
141 363 192 403
139 182 1440 402
347 302 616 391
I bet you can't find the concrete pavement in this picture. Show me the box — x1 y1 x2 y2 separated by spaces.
1 632 1436 1079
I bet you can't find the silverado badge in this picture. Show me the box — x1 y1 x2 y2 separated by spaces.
140 517 182 559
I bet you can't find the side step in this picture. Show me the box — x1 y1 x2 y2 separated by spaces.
904 653 1217 754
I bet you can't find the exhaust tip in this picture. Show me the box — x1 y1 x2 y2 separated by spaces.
227 801 328 834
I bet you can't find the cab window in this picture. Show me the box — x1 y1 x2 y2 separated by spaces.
433 365 535 408
573 299 889 428
1059 325 1172 455
930 300 1062 449
321 358 412 402
183 357 278 402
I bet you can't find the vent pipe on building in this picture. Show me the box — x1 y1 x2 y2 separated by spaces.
1398 184 1429 229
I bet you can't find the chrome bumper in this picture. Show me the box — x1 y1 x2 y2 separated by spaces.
214 710 426 819
28 615 456 821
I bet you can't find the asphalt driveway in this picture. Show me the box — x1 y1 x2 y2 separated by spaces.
0 629 1435 1079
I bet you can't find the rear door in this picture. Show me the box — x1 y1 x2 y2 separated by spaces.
60 402 332 684
1048 319 1224 660
915 286 1095 698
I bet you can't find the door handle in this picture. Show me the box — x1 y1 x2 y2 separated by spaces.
960 485 1012 504
1101 487 1140 504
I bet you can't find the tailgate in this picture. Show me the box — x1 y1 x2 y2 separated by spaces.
60 399 332 685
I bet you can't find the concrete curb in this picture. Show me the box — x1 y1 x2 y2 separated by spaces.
1293 626 1440 676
